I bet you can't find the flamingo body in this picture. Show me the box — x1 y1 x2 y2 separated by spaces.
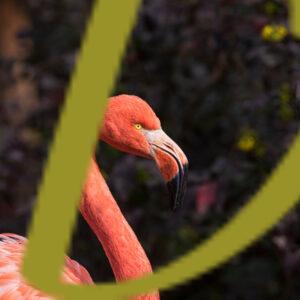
0 234 92 299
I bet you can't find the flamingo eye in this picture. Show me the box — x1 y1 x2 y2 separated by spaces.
134 124 142 130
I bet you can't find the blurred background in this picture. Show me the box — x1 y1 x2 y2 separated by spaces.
0 0 300 299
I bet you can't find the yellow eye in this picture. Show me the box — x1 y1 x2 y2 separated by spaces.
134 124 142 130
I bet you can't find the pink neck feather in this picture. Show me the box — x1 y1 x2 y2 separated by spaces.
80 159 159 299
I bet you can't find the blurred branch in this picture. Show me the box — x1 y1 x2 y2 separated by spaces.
0 0 38 126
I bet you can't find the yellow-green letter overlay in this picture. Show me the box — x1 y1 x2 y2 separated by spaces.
22 1 300 299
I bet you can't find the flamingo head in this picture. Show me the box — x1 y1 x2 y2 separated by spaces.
100 95 188 210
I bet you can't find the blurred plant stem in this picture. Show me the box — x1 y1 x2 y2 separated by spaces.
0 0 38 127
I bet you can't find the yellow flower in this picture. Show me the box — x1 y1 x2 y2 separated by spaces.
262 25 273 40
261 24 288 42
237 131 256 152
277 26 288 39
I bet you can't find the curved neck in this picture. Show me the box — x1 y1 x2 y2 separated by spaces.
80 159 159 299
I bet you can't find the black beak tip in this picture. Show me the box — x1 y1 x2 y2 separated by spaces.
167 163 188 211
166 177 178 210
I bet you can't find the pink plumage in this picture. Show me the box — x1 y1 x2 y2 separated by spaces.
0 234 92 299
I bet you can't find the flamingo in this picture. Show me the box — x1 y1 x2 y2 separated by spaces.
0 95 188 299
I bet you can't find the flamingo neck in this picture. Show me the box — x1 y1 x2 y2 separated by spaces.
80 159 159 299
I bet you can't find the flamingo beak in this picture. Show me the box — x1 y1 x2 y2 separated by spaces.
144 129 188 210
